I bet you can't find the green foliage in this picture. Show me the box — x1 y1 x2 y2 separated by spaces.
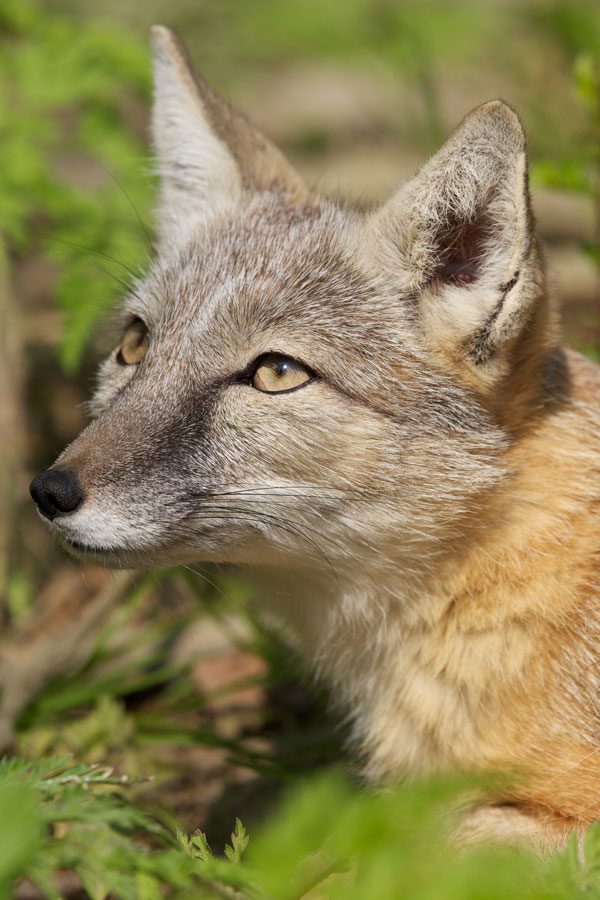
225 818 250 865
0 0 152 370
0 780 41 895
244 771 563 900
13 567 336 786
525 0 600 60
0 755 247 898
531 52 599 199
4 760 600 900
524 5 599 273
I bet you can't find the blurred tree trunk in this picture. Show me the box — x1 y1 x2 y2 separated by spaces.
0 234 26 621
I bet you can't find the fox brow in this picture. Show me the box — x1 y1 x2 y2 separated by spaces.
121 190 351 304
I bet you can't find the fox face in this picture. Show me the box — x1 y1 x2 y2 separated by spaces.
31 27 552 586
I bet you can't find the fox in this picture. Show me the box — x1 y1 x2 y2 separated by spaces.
29 26 600 854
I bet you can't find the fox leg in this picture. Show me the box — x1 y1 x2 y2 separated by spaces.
456 802 583 858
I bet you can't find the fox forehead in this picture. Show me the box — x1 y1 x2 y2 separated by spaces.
123 192 418 385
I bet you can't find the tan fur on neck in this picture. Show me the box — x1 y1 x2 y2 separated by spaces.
258 351 600 851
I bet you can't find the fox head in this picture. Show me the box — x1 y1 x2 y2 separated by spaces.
31 27 555 587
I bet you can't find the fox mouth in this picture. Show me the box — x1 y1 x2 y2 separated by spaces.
66 538 119 553
61 536 128 559
59 535 173 569
58 530 202 568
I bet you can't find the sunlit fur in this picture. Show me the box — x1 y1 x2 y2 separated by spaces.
41 26 600 854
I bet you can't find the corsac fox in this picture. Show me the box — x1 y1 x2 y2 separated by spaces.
30 26 600 852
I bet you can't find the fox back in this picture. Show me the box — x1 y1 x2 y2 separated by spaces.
30 27 600 853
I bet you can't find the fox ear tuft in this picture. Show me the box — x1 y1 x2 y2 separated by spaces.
370 101 545 374
150 26 307 252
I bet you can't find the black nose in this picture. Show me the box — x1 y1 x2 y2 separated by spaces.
30 468 84 520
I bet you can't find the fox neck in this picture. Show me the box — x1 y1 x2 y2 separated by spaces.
255 371 600 799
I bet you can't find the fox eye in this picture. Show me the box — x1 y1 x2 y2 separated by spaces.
251 354 314 394
116 318 149 366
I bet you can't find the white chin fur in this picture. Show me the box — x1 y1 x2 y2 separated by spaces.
42 500 164 555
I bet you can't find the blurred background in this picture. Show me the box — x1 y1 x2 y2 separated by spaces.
0 0 598 893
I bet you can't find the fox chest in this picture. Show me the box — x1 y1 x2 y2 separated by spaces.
350 623 538 780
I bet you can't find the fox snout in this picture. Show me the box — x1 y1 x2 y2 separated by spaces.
30 467 85 521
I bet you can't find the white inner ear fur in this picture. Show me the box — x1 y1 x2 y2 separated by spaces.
420 282 506 347
151 27 242 253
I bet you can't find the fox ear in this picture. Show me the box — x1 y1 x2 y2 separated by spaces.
370 101 544 376
150 26 307 251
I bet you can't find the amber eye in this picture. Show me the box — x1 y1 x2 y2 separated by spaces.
116 318 149 366
251 353 314 394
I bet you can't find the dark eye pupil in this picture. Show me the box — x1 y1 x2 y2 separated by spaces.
276 360 289 377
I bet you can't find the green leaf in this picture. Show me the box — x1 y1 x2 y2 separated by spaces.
225 819 249 864
190 831 214 863
0 782 42 894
